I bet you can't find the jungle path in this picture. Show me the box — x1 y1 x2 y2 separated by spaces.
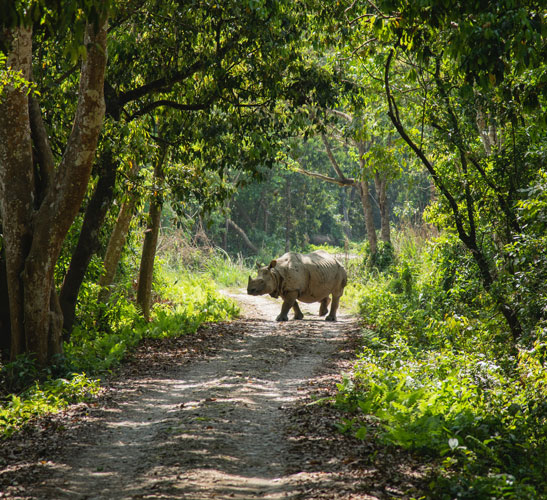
2 291 427 499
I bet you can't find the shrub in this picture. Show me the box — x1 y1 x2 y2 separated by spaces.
338 229 547 498
1 248 241 438
0 373 100 438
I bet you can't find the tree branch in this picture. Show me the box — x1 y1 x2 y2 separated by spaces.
320 133 352 182
128 99 214 120
226 218 258 254
115 33 240 112
384 47 471 245
468 154 521 233
327 108 353 122
117 59 207 107
297 168 355 187
28 94 55 199
43 19 108 244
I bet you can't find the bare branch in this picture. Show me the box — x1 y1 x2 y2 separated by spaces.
297 168 355 187
384 47 468 242
226 218 258 254
327 108 353 122
321 133 352 182
351 37 377 55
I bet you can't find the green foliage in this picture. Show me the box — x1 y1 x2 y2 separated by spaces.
63 255 240 375
0 52 35 100
202 254 249 289
158 233 249 289
335 0 546 344
367 241 395 272
150 267 240 333
1 249 240 438
1 7 545 500
0 373 100 438
506 170 547 336
0 354 40 394
339 229 547 498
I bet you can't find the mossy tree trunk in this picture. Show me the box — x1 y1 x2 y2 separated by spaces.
0 20 108 365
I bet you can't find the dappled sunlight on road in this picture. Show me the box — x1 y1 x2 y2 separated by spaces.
29 291 358 499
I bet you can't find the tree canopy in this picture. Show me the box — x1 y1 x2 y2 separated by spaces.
0 0 545 363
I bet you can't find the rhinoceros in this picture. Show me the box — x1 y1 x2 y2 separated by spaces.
247 250 347 322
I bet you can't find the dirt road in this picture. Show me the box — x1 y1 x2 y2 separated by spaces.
1 291 426 499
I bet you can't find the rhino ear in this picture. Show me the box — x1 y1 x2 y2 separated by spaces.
256 262 261 269
268 259 277 269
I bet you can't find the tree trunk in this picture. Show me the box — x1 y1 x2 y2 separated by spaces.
98 192 138 302
0 19 108 365
136 149 167 320
374 172 391 244
263 197 269 234
59 149 118 338
0 26 35 360
300 133 373 248
358 143 377 255
97 160 140 302
223 217 228 250
285 177 292 253
340 189 351 240
359 180 377 255
476 106 498 156
384 49 523 342
0 227 12 353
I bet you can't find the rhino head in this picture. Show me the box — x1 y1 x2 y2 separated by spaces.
247 260 277 296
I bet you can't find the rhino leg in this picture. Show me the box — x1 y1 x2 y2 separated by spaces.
293 301 304 320
319 297 331 316
276 291 298 321
326 294 341 322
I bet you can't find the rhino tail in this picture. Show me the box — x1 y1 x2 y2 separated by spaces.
341 271 348 289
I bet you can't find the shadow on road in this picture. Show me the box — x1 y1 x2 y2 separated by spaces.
28 294 357 500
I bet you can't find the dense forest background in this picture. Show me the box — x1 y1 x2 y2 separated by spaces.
1 1 546 498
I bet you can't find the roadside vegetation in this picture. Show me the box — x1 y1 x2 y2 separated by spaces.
1 223 546 498
337 228 547 499
0 239 243 438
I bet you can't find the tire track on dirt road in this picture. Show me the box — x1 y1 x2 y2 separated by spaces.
21 291 359 500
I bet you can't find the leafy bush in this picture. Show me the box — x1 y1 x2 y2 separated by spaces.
0 373 100 438
1 248 241 438
368 241 395 271
338 229 547 498
1 354 40 394
64 261 240 375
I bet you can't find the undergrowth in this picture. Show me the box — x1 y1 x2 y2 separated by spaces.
0 246 245 438
337 230 547 499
